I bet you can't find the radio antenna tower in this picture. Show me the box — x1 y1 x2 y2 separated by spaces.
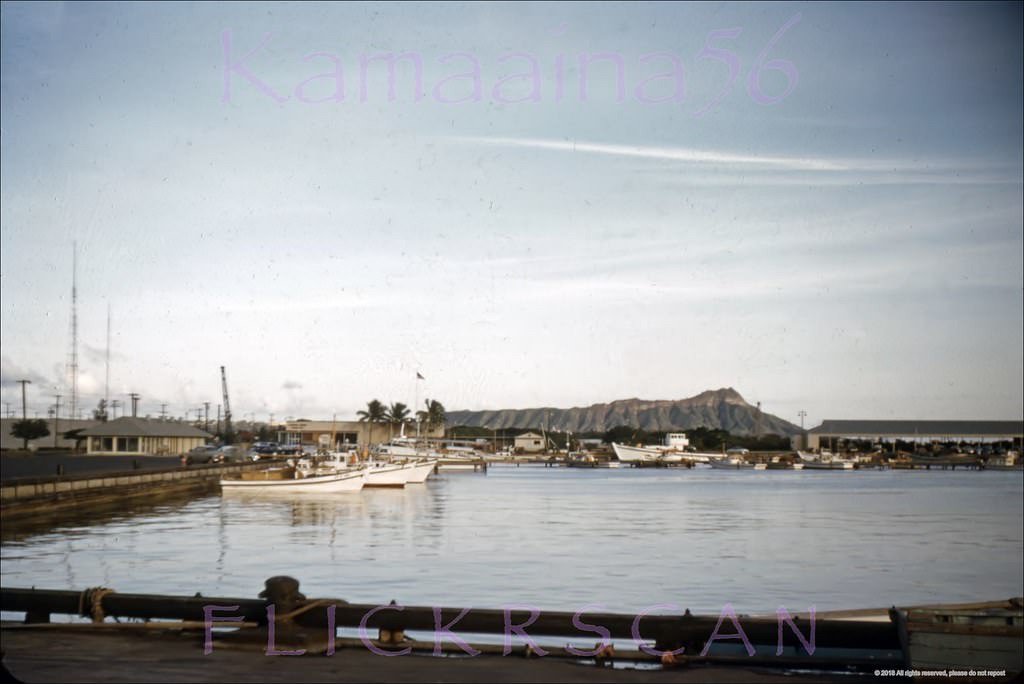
67 242 79 420
105 301 111 409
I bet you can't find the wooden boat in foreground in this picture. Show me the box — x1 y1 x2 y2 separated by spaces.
890 599 1023 674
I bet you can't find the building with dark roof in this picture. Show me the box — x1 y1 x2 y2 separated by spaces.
1 418 100 451
79 417 211 455
797 419 1024 451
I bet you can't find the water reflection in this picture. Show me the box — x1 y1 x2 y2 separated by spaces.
2 468 1021 615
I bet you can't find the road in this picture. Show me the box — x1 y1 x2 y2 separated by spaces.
1 451 187 482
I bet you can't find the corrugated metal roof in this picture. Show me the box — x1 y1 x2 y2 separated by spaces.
79 417 211 438
808 420 1024 437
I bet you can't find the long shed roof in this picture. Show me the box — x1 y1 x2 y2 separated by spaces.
79 417 211 438
808 420 1023 438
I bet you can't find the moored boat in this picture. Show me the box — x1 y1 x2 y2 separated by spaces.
220 467 366 493
798 451 856 470
364 462 411 487
611 442 663 463
401 459 438 484
708 456 765 470
890 600 1023 674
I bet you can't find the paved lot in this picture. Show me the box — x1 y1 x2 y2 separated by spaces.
1 452 187 481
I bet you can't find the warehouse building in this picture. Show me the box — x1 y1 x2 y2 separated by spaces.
281 419 444 449
794 419 1023 451
79 417 211 456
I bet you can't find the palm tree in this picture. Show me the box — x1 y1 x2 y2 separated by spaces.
386 402 411 424
416 399 446 430
357 399 387 423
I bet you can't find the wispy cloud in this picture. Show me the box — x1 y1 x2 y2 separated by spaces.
452 136 1021 184
455 135 851 171
0 356 55 389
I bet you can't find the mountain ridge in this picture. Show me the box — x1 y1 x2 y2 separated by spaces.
447 388 800 436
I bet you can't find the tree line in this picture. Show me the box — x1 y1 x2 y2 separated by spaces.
357 399 446 428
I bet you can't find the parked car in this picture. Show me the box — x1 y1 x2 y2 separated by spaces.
250 442 287 458
185 444 219 465
213 446 245 463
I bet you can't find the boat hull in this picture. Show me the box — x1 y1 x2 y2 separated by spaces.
802 461 855 470
612 443 663 463
403 460 437 484
365 463 409 487
220 469 366 493
708 458 761 469
893 604 1023 674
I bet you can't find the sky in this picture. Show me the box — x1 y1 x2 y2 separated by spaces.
1 1 1022 426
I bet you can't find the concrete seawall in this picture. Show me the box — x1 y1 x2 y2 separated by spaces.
1 462 270 520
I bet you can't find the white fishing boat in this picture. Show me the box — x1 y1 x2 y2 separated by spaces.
565 451 620 468
219 467 366 493
612 434 707 465
401 458 438 484
362 462 411 487
766 456 805 470
798 451 856 470
611 443 665 463
708 456 766 470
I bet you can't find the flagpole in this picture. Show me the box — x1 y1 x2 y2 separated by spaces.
415 373 421 440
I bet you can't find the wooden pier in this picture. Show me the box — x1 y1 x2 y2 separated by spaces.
3 579 1018 682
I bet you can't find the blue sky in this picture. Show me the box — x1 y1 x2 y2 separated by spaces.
1 1 1022 425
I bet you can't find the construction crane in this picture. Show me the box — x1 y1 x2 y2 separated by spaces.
220 366 234 444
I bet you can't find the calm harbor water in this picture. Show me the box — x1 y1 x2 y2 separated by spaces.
2 466 1022 616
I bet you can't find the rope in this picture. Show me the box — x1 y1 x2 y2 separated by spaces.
77 587 116 623
274 599 339 622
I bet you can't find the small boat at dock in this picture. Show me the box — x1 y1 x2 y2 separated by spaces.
708 456 766 470
219 467 366 493
798 451 856 470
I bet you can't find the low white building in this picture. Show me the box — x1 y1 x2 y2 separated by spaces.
80 417 211 456
514 431 546 453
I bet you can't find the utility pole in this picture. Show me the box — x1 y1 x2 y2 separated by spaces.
111 399 121 419
54 394 62 447
105 302 111 410
129 393 140 417
160 403 167 419
16 380 30 420
798 410 807 430
16 379 31 449
220 366 233 443
204 402 210 431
